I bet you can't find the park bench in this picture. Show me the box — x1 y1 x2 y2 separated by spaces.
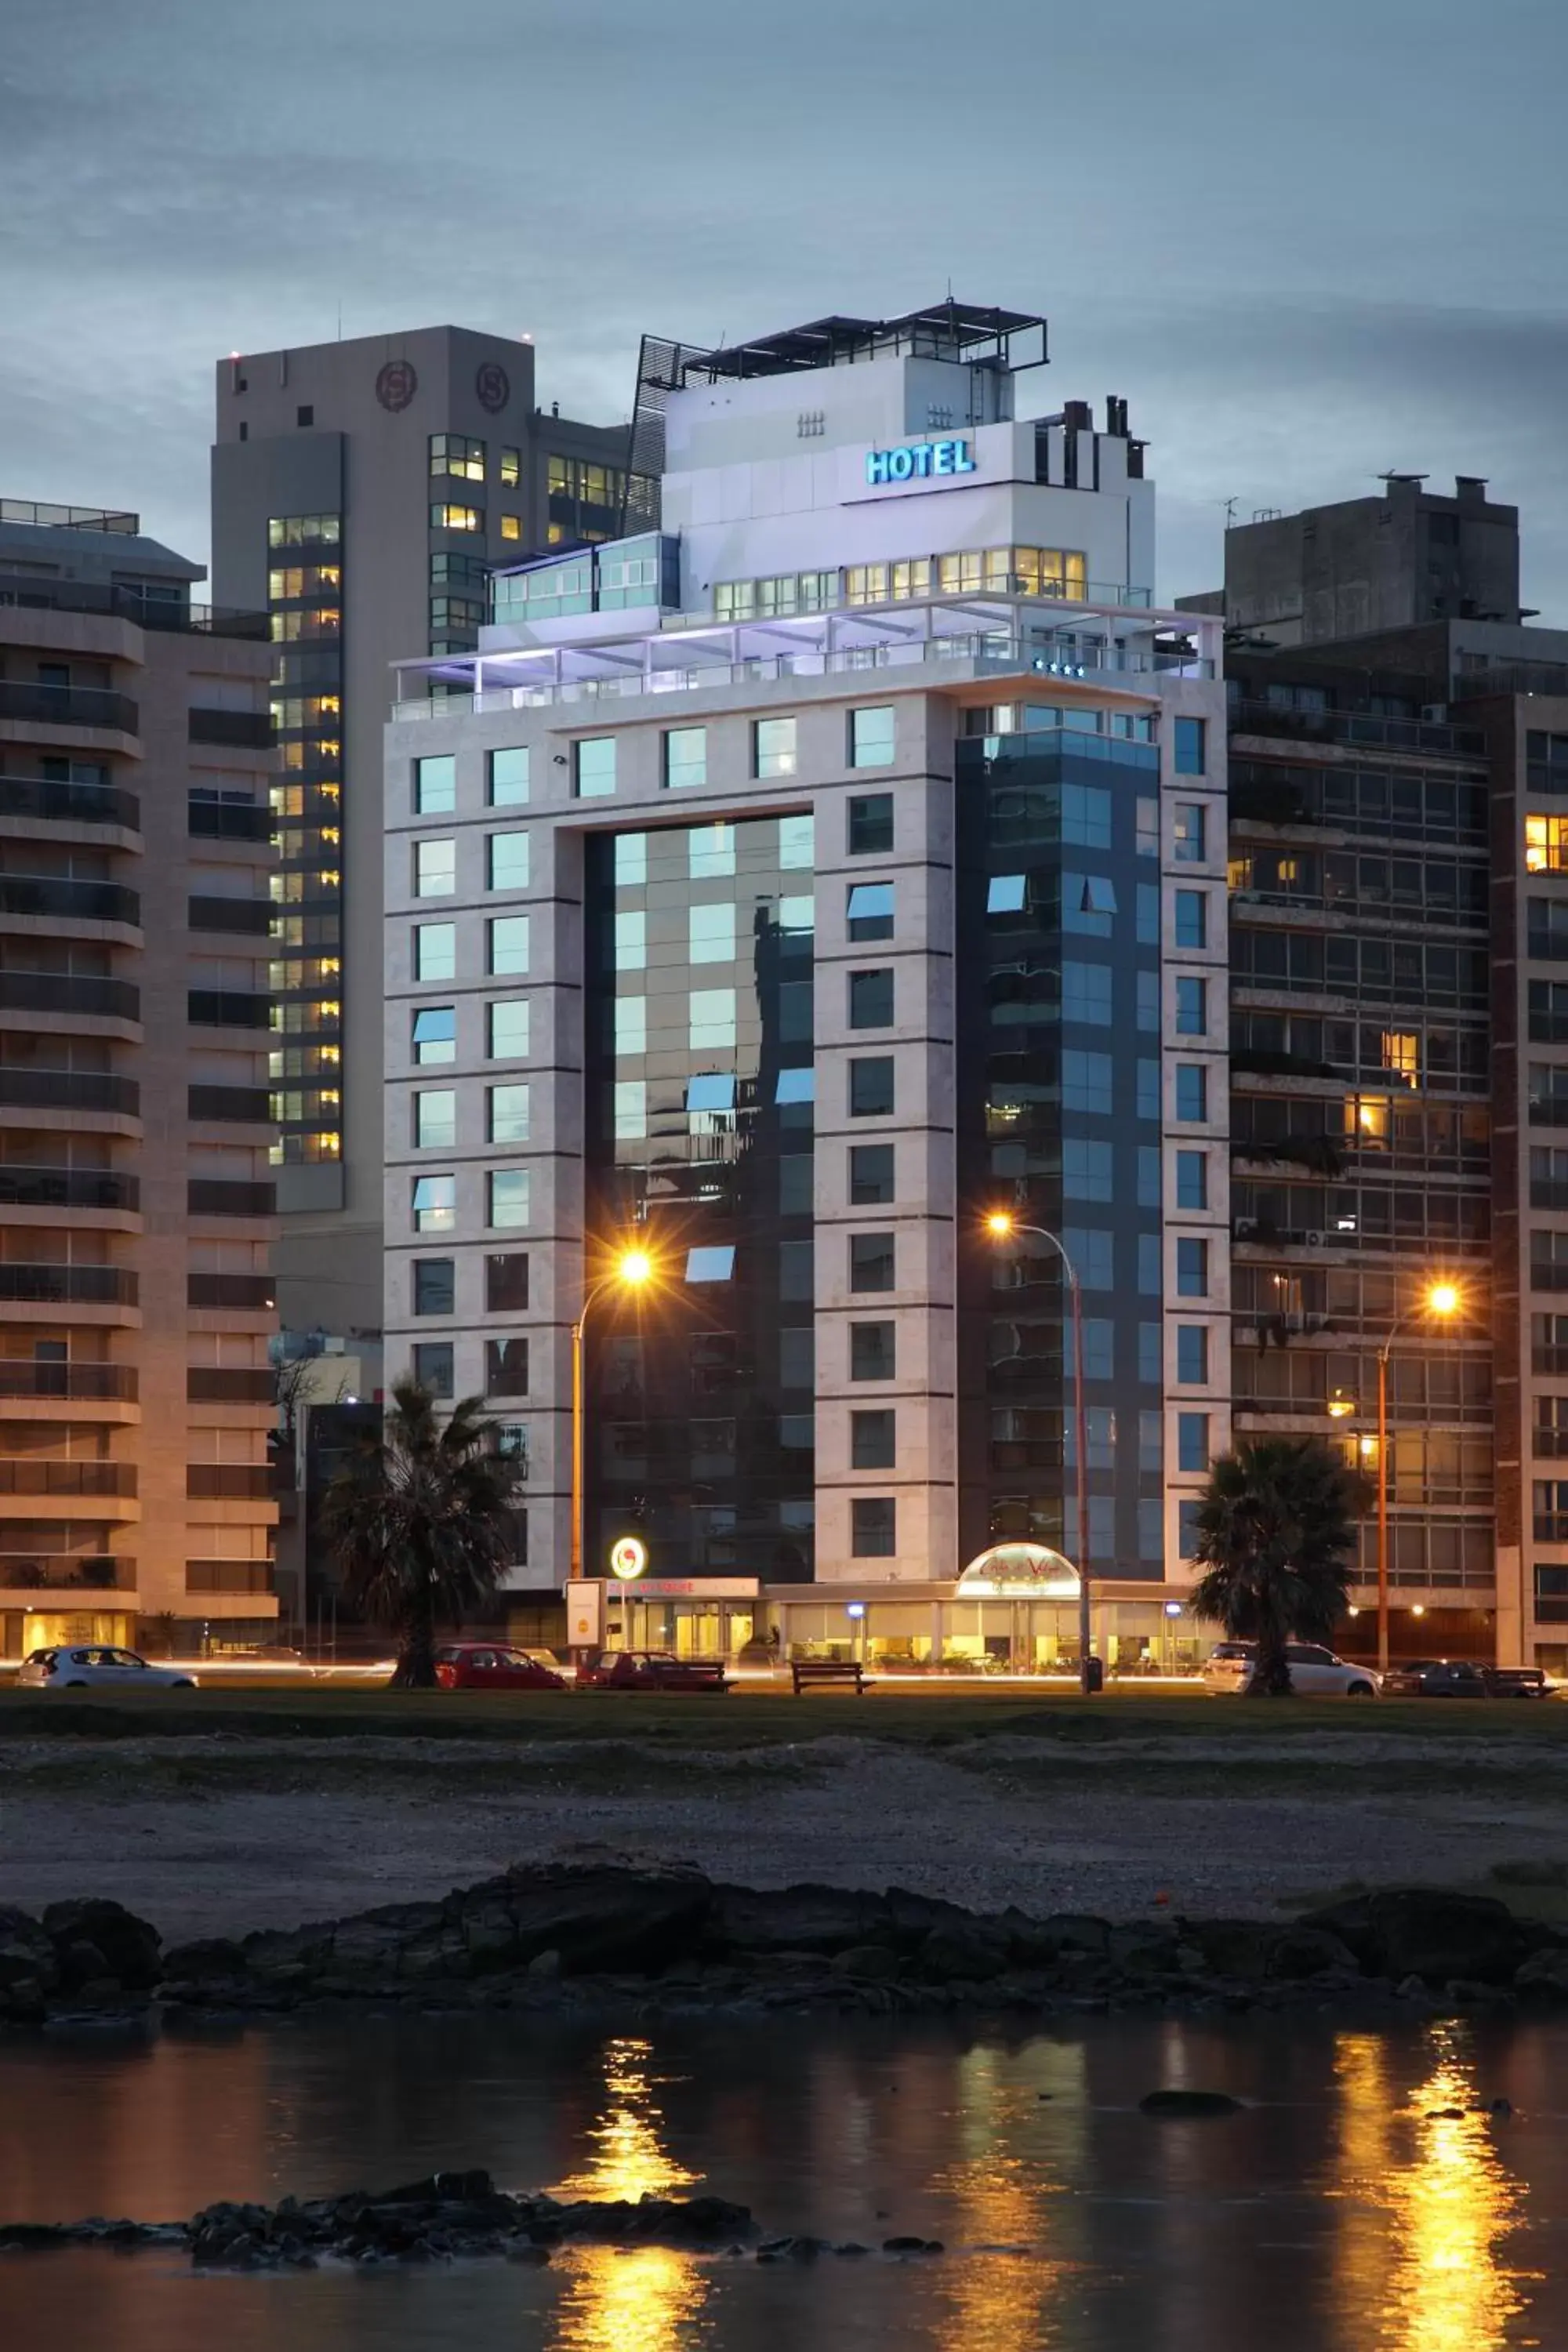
790 1658 870 1695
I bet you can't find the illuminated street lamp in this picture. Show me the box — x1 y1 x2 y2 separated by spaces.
1375 1279 1464 1674
985 1211 1094 1695
571 1247 655 1587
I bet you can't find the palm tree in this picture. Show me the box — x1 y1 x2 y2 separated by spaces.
320 1378 527 1688
1189 1437 1366 1696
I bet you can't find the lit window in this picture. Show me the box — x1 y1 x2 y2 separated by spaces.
754 717 797 779
488 1083 530 1143
488 915 530 975
488 1169 532 1228
1348 1094 1391 1145
430 503 484 532
412 1005 456 1065
499 515 521 542
499 448 521 487
1173 803 1207 862
414 1090 456 1149
488 999 529 1059
412 1173 456 1232
414 838 456 896
1381 1032 1420 1087
429 433 485 481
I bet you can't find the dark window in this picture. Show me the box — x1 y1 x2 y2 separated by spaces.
850 1057 895 1117
1176 1237 1210 1297
486 1252 529 1312
1174 717 1207 775
779 1154 813 1214
412 1341 454 1399
850 1232 895 1291
1176 1325 1209 1383
485 1338 529 1397
851 1144 895 1204
851 1497 897 1556
296 404 314 428
851 1321 896 1381
848 793 894 855
413 1258 455 1316
1175 1064 1208 1121
1174 888 1207 948
848 967 894 1029
851 1409 896 1469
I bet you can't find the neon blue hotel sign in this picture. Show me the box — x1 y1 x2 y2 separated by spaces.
866 437 976 485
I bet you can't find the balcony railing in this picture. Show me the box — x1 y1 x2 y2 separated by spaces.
0 681 140 734
188 710 273 750
1229 698 1486 758
185 1559 274 1594
186 1367 274 1403
1528 932 1568 964
0 1265 136 1305
186 1465 273 1499
0 575 268 640
0 876 140 927
187 1085 272 1124
0 1167 138 1212
187 1179 276 1218
187 990 271 1031
0 1069 139 1116
187 799 273 842
0 1556 132 1589
0 1461 136 1496
0 972 140 1022
0 1363 136 1400
187 1272 276 1311
0 775 141 830
187 896 273 937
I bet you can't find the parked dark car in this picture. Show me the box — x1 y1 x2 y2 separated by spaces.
1382 1658 1501 1698
433 1643 568 1692
576 1650 730 1693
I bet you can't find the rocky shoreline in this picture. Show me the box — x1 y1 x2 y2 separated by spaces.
7 1861 1568 2031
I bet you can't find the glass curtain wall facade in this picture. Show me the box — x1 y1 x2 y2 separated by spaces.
955 714 1167 1575
267 515 344 1167
583 811 817 1578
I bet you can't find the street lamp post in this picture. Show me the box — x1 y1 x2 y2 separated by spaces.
1374 1280 1461 1675
986 1214 1094 1696
570 1248 653 1589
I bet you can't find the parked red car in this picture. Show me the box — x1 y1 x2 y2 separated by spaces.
433 1643 568 1691
576 1650 730 1693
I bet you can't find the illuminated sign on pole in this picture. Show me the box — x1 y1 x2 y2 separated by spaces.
609 1536 648 1581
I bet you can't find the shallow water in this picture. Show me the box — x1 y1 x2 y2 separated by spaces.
1 2005 1565 2350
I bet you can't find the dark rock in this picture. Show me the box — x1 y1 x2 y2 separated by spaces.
1266 1928 1356 1981
1139 2089 1242 2117
1301 1889 1528 1986
527 1949 562 1980
503 1867 714 1976
159 1938 249 1987
709 1882 891 1957
883 2235 944 2253
535 2194 755 2248
54 1940 115 1993
835 2241 873 2256
1515 1947 1568 2002
1183 1918 1278 1978
1107 1926 1182 1979
41 1900 161 1991
0 1908 60 2009
506 2242 551 2264
918 1921 1011 1982
757 2234 833 2259
832 1945 901 1982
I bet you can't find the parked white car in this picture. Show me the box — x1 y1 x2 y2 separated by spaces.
16 1646 198 1690
1202 1641 1380 1697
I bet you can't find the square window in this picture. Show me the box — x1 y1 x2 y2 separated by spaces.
412 1341 454 1399
690 989 737 1049
687 1244 737 1283
851 1321 896 1381
412 1005 456 1065
1176 1149 1208 1210
488 915 530 975
1062 1048 1112 1115
485 1337 529 1396
1178 1411 1210 1472
988 873 1028 916
754 717 797 778
850 1232 895 1290
780 1328 815 1388
851 1144 895 1203
1064 872 1116 933
488 998 529 1059
414 837 456 896
575 737 616 797
1062 1228 1113 1289
488 1169 531 1228
1062 1138 1112 1200
1082 1319 1114 1379
778 892 815 937
1174 717 1207 776
1062 961 1112 1025
614 832 648 886
779 1238 814 1300
848 881 895 941
415 1089 456 1149
1176 1236 1210 1297
1176 1323 1210 1383
414 754 455 815
779 1153 813 1214
851 1409 895 1469
849 968 894 1029
415 922 455 982
1175 1063 1208 1121
850 1057 895 1117
850 706 895 768
487 831 530 891
615 911 646 971
488 748 529 805
1173 802 1207 862
488 1083 530 1143
664 726 706 789
1175 975 1208 1036
1136 797 1159 857
485 1252 529 1312
848 793 894 855
689 902 736 962
1060 782 1112 849
412 1258 454 1316
688 822 735 879
1178 1498 1203 1559
614 1080 646 1138
779 813 814 869
851 1496 897 1556
499 514 521 543
614 996 646 1054
779 979 813 1044
412 1173 455 1232
1174 888 1207 949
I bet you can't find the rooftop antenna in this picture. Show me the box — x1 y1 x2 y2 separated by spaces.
1221 496 1239 529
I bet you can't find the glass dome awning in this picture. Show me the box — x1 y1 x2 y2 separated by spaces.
956 1543 1082 1600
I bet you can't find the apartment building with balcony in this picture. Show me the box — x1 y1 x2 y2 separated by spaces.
0 501 278 1655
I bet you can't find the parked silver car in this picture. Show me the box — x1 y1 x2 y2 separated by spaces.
1202 1641 1380 1697
16 1645 198 1690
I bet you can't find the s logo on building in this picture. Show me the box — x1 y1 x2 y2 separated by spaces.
376 358 418 413
475 361 510 414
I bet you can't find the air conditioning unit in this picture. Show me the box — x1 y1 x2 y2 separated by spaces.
1421 702 1447 722
1234 1218 1259 1239
1303 1229 1327 1248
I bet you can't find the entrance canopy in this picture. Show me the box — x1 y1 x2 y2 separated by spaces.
956 1543 1081 1600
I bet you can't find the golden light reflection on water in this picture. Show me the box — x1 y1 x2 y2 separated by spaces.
549 2038 710 2352
926 2043 1076 2352
1332 2024 1536 2352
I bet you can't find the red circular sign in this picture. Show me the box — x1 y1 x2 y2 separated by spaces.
376 358 418 413
475 361 510 414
